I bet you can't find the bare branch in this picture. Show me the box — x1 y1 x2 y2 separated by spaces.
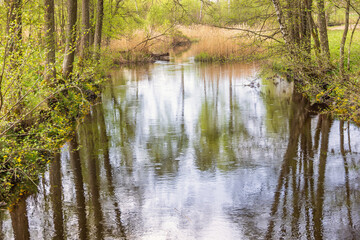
211 24 282 43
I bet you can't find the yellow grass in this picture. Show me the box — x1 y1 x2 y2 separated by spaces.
109 29 173 53
179 25 266 61
108 24 268 63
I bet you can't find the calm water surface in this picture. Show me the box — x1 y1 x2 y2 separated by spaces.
1 57 360 239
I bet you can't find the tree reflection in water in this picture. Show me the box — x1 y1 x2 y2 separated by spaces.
1 62 360 239
50 153 64 240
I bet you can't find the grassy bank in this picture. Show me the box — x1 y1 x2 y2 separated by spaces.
269 28 360 124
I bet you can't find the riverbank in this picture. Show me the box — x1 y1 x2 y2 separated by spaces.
268 28 360 124
0 62 108 208
1 23 359 208
2 59 359 239
107 24 360 124
107 25 268 64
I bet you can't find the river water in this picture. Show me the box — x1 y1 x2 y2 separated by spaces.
1 56 360 239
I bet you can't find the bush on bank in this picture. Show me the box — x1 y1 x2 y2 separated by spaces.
0 49 107 208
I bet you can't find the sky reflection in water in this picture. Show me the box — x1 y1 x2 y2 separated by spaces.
1 60 360 240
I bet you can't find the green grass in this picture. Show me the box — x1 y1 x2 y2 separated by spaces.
264 28 360 124
328 29 360 73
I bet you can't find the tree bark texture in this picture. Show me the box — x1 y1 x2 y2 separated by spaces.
62 0 77 79
271 0 290 45
340 0 350 75
93 0 104 60
80 0 90 61
316 0 330 59
7 0 22 55
44 0 56 83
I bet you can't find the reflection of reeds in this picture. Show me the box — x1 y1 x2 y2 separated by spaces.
197 62 258 82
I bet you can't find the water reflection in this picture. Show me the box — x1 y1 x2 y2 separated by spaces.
10 196 30 240
69 136 88 240
2 61 360 239
50 153 64 240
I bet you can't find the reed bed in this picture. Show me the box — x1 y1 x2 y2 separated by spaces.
179 25 266 62
108 24 269 64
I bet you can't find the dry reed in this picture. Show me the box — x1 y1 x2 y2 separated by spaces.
179 24 264 61
108 24 268 63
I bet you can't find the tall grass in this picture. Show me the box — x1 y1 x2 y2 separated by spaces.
108 25 270 64
108 28 191 64
180 25 269 62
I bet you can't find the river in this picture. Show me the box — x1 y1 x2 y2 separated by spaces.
1 55 360 239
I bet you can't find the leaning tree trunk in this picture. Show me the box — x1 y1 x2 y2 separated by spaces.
93 0 104 61
316 0 330 60
62 0 77 79
44 0 56 83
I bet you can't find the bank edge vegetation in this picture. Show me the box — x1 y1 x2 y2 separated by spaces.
0 0 359 207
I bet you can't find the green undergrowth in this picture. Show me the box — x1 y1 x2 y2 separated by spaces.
194 49 270 63
0 56 109 209
298 74 360 123
195 52 232 62
110 50 157 65
328 30 360 73
267 30 360 124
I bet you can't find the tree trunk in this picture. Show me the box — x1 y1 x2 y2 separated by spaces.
347 15 360 71
93 0 104 61
340 0 350 76
7 0 22 55
80 0 90 62
310 14 321 54
59 0 66 45
6 0 23 114
199 0 203 22
44 0 56 83
302 0 312 54
271 0 290 45
89 0 95 46
316 0 330 59
62 0 77 79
